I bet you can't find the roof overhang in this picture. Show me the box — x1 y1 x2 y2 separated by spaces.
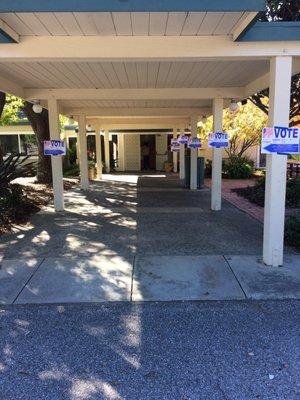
237 22 300 42
0 0 266 13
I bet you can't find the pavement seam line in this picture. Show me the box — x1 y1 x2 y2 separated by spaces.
130 255 136 302
223 255 248 299
12 257 46 304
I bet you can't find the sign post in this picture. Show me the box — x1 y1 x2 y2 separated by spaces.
44 140 66 156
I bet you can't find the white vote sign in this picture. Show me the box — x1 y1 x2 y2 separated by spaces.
44 140 66 156
261 126 300 155
208 132 229 148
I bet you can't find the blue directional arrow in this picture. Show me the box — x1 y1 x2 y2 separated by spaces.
263 144 299 154
44 149 65 156
210 141 228 148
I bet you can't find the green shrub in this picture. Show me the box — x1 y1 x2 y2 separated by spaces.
286 177 300 207
63 163 80 177
285 215 300 250
233 176 300 208
0 184 23 207
223 156 254 179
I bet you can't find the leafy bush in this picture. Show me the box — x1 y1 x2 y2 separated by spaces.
285 215 300 250
233 176 300 208
286 177 300 207
63 163 80 177
223 156 254 179
0 154 36 195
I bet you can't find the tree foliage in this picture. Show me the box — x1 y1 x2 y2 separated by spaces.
251 0 300 125
261 0 300 21
202 101 268 159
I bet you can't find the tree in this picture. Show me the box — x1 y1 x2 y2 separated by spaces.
0 92 52 183
202 101 268 159
22 102 52 184
0 92 5 164
250 0 300 125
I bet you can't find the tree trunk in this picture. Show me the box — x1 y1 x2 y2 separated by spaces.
22 102 52 184
0 91 6 165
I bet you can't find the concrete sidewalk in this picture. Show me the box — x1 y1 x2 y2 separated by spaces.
0 174 299 304
1 254 299 304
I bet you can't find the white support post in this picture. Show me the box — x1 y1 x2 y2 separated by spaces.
211 98 223 211
179 126 185 180
95 130 102 179
263 56 292 267
78 114 89 189
104 129 110 173
190 116 198 190
173 127 178 173
17 134 22 154
48 98 64 211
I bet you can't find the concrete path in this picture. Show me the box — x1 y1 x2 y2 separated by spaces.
0 300 299 400
0 174 299 304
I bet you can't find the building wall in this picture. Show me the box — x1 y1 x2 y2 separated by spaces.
124 134 141 171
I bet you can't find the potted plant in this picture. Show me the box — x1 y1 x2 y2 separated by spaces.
88 160 96 180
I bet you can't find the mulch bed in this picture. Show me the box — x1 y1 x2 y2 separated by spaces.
0 179 78 234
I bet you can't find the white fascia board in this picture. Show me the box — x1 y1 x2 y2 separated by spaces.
0 18 19 43
1 36 300 62
232 12 258 41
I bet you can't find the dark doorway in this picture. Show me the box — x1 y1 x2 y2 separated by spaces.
140 134 156 171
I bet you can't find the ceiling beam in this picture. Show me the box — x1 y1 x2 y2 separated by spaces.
1 36 299 62
60 107 211 118
25 87 244 101
0 0 266 12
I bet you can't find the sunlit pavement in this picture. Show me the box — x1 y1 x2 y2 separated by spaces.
0 175 299 399
0 174 299 304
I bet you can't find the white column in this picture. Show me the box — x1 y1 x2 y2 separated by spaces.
78 114 89 189
190 116 198 190
48 98 64 211
211 98 224 211
118 133 125 171
179 126 185 180
95 130 102 179
173 127 178 173
17 134 22 153
104 129 110 173
263 56 292 267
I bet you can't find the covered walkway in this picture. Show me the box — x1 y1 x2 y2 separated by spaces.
0 175 299 304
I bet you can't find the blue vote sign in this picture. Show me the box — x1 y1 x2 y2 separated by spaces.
177 134 188 145
187 137 201 149
44 140 66 156
208 132 229 148
261 127 300 155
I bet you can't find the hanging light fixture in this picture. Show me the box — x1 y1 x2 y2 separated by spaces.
229 99 239 113
32 100 43 114
68 116 74 125
86 124 93 132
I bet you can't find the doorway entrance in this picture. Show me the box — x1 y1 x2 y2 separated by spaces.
140 134 156 171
